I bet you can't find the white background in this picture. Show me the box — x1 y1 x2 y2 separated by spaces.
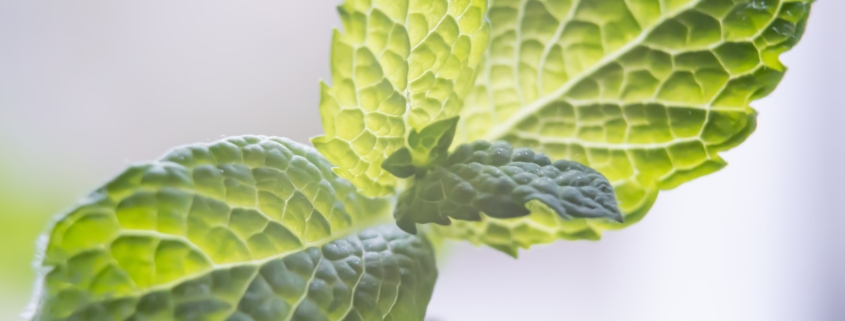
1 1 842 320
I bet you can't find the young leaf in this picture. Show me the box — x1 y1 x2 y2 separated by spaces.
395 141 621 235
407 116 460 168
382 147 417 179
446 0 812 251
28 136 437 321
313 0 491 197
381 116 461 179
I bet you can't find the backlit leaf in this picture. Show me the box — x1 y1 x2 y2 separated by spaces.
440 0 812 253
28 137 437 321
313 0 491 197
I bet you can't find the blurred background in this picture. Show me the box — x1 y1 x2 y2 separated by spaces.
0 1 842 320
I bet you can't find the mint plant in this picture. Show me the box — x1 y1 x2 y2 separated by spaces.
27 0 812 320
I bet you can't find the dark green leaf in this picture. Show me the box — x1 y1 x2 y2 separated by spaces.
395 141 622 234
382 148 416 179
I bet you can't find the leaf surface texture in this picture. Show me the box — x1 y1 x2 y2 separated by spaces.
313 0 491 196
439 0 812 253
30 136 437 321
395 141 621 237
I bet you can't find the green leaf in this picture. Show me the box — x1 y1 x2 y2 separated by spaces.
313 0 491 197
28 136 437 321
381 148 417 179
442 0 813 252
381 116 460 179
427 201 606 257
395 141 621 236
407 116 460 168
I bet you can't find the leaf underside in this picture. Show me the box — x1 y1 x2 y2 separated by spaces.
313 0 491 197
29 136 436 321
436 0 812 254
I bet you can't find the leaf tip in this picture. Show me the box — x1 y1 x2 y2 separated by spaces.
397 217 418 235
382 147 416 179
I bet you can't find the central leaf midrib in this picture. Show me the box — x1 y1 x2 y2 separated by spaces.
91 219 391 309
481 0 704 142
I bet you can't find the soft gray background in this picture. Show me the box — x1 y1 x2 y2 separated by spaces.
1 1 842 320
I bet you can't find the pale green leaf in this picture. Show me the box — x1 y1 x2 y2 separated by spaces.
28 136 437 321
442 0 812 253
313 0 491 197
